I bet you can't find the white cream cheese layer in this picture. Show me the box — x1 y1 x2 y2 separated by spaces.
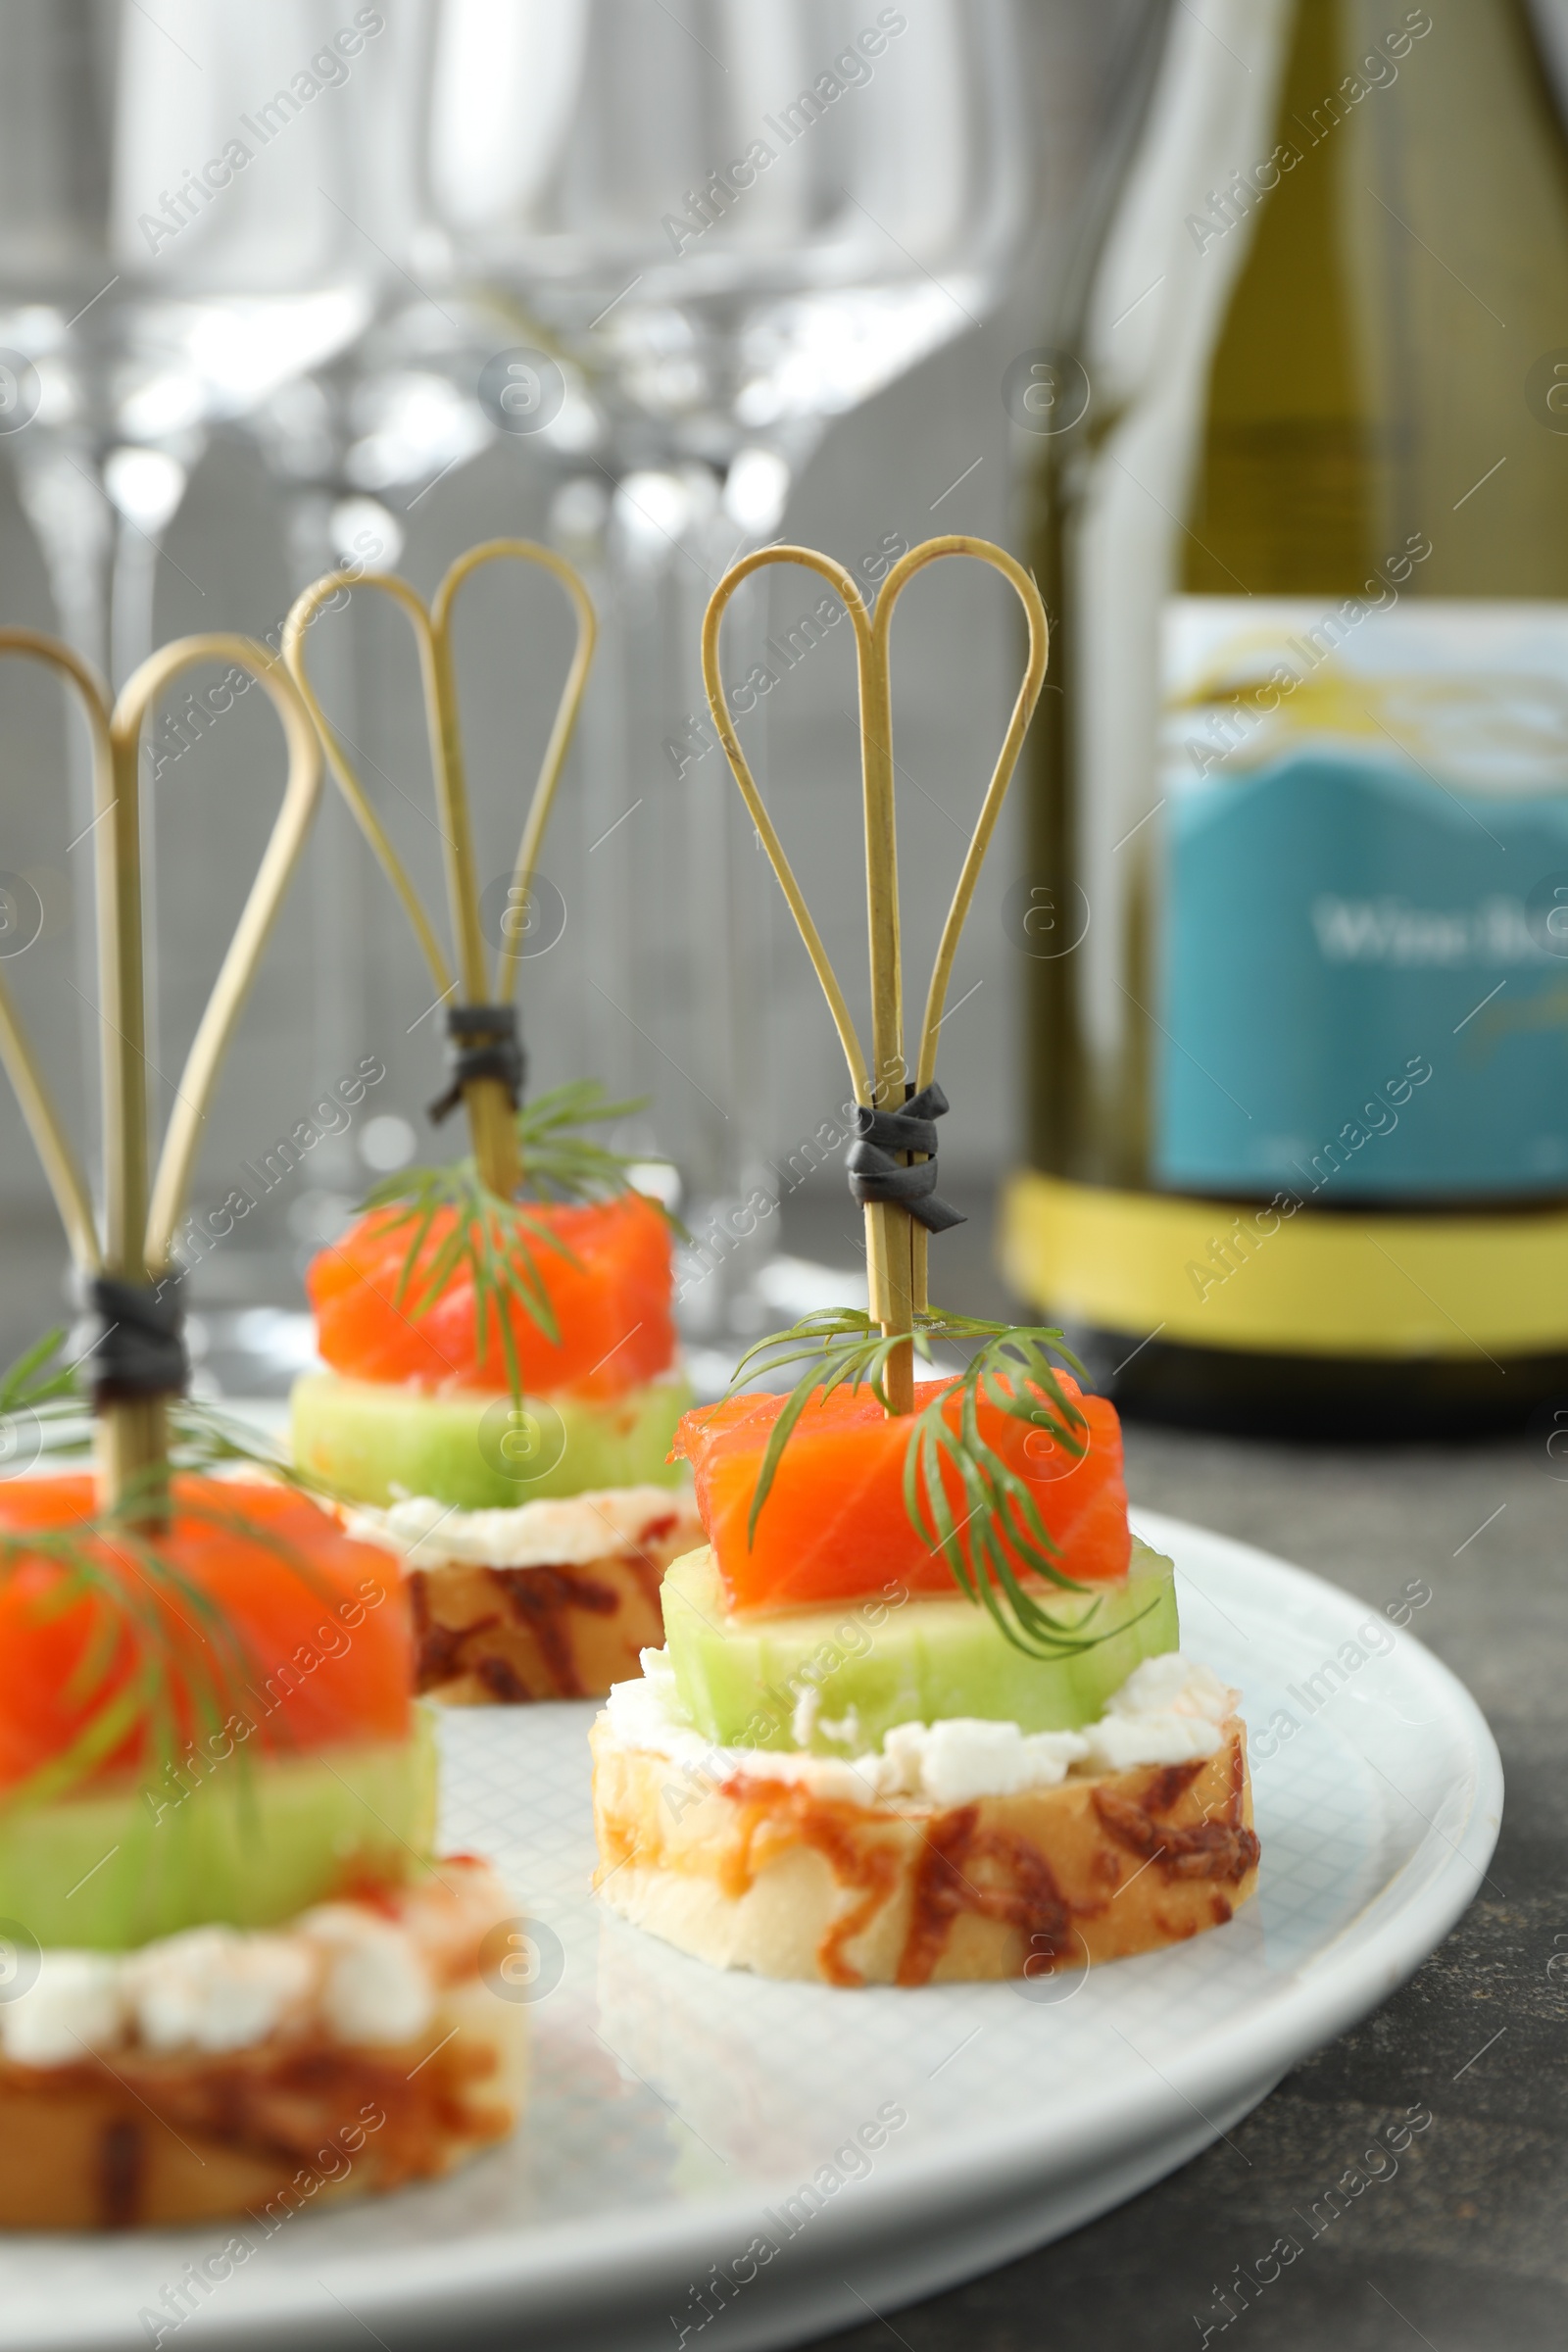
347 1484 693 1571
602 1648 1238 1809
0 1860 505 2072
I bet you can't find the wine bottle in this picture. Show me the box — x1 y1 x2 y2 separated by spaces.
1006 0 1568 1436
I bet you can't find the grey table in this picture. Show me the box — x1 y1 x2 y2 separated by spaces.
806 1423 1566 2352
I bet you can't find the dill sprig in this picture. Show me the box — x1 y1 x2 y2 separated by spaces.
723 1308 1140 1659
359 1159 572 1395
360 1079 675 1399
0 1327 307 1488
2 1498 268 1817
0 1337 346 1815
512 1079 669 1201
0 1326 79 1417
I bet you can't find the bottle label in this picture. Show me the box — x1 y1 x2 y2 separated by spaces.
1156 596 1568 1199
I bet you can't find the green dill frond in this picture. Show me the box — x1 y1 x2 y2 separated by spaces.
0 1492 312 1818
728 1309 939 1546
361 1079 680 1401
0 1335 350 1817
0 1325 79 1415
360 1158 573 1397
0 1326 94 1471
0 1331 330 1490
722 1307 1144 1658
515 1080 674 1207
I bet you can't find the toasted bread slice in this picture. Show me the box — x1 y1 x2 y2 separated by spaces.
0 1859 524 2230
592 1715 1258 1985
409 1498 702 1702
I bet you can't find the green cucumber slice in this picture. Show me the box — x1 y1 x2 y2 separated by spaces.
291 1368 693 1509
662 1540 1179 1752
0 1712 437 1952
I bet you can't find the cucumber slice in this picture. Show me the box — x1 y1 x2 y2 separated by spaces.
292 1368 693 1510
0 1713 437 1952
662 1540 1179 1752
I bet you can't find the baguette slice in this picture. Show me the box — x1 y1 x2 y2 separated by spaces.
408 1497 703 1702
0 1859 525 2230
592 1714 1258 1985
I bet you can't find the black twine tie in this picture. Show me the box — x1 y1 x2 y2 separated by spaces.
427 1003 526 1125
80 1275 189 1405
845 1081 965 1233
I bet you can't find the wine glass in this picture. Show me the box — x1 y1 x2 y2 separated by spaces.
419 0 1030 1379
0 2 396 685
0 2 398 1388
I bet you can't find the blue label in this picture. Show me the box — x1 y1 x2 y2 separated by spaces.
1155 751 1568 1198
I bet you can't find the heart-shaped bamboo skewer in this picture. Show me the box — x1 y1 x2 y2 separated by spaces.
281 540 596 1200
701 534 1049 1411
0 630 322 1513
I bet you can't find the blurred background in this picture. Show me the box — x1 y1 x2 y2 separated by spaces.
0 0 1150 1395
6 0 1568 1437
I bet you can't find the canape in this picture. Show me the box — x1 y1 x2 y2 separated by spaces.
590 532 1259 1987
0 1477 522 2228
592 1374 1257 1985
0 623 523 2226
296 1172 700 1701
282 546 699 1700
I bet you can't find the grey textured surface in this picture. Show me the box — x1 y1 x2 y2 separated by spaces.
808 1421 1567 2352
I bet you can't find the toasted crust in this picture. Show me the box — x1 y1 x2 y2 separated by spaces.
412 1501 702 1702
592 1716 1259 1985
0 1866 525 2230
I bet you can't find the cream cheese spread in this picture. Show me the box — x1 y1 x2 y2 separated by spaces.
602 1647 1239 1808
0 1861 508 2071
347 1485 693 1571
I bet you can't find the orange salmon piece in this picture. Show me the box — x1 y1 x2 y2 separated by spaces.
0 1476 412 1792
672 1373 1131 1612
309 1190 676 1398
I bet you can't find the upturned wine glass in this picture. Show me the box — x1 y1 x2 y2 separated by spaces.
0 2 398 1385
420 0 1030 1372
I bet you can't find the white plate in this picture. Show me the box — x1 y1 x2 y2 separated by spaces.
1 1511 1501 2352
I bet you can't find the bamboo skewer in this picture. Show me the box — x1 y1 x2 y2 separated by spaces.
130 645 325 1270
283 540 597 1200
858 603 915 1410
0 636 111 1280
700 534 1049 1415
0 630 323 1520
